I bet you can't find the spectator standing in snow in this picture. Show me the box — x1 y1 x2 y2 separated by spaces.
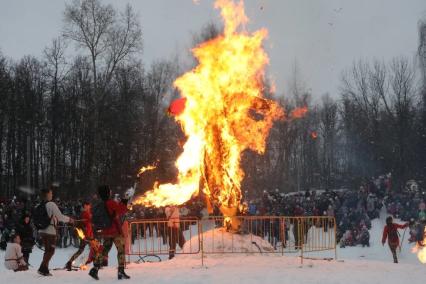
38 187 74 276
382 216 408 263
165 205 185 259
17 214 34 265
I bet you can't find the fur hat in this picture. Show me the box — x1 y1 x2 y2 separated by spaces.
98 185 111 201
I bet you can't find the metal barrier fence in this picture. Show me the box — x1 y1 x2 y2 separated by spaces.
126 218 200 263
125 216 336 265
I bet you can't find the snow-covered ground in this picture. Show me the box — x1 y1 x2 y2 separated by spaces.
0 214 424 284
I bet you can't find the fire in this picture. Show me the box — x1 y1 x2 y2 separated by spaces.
269 80 277 94
76 228 85 240
133 0 283 223
413 226 426 263
290 106 308 119
137 164 157 177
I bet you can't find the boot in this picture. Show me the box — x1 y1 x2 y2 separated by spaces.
118 268 130 280
101 259 108 268
65 261 72 271
38 266 52 276
89 267 99 280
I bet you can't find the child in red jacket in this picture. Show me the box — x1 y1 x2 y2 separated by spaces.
65 201 93 270
382 216 408 263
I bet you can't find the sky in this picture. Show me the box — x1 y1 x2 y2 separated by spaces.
0 0 425 99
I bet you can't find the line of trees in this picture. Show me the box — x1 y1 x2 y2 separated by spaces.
0 0 425 198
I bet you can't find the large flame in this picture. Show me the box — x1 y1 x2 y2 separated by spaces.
133 0 284 216
412 226 426 263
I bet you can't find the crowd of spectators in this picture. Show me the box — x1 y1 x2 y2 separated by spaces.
1 173 426 254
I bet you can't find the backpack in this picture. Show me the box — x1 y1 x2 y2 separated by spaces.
92 201 112 232
33 201 51 230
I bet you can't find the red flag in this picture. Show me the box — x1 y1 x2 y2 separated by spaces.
168 98 187 116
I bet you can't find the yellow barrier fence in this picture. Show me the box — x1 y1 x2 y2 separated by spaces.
125 216 336 265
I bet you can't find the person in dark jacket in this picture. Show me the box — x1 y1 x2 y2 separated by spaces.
89 185 130 280
17 214 34 265
382 216 408 263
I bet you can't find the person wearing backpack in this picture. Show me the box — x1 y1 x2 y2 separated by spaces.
382 216 408 263
89 185 130 280
35 187 74 276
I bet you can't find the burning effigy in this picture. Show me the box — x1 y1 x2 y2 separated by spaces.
132 0 286 230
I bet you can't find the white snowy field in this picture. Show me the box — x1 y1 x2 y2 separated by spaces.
0 216 424 284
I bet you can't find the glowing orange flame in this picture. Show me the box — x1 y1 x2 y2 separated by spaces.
76 228 85 240
269 81 277 94
133 0 283 216
137 165 157 177
412 226 426 263
290 106 308 119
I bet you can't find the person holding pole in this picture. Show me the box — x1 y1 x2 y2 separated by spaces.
382 216 408 263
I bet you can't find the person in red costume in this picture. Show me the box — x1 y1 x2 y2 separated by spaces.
65 201 93 271
89 185 130 280
382 216 408 263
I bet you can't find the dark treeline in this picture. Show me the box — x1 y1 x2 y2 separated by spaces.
0 0 426 198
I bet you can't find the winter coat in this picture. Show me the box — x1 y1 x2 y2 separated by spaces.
4 243 26 270
38 201 70 236
419 210 426 221
81 210 93 239
382 223 408 246
17 222 34 252
100 199 128 237
327 207 334 217
359 228 370 244
366 198 375 212
165 206 180 229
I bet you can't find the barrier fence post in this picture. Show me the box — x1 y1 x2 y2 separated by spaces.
300 218 303 265
199 221 204 267
281 217 284 256
334 217 337 260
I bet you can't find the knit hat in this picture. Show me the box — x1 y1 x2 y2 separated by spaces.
98 185 111 201
8 229 19 243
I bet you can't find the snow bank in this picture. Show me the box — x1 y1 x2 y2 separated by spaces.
184 227 274 254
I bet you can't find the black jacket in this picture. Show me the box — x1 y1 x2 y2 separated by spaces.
17 222 34 250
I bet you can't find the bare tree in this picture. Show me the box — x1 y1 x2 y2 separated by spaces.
63 0 143 189
43 37 68 184
319 94 339 189
383 57 417 189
